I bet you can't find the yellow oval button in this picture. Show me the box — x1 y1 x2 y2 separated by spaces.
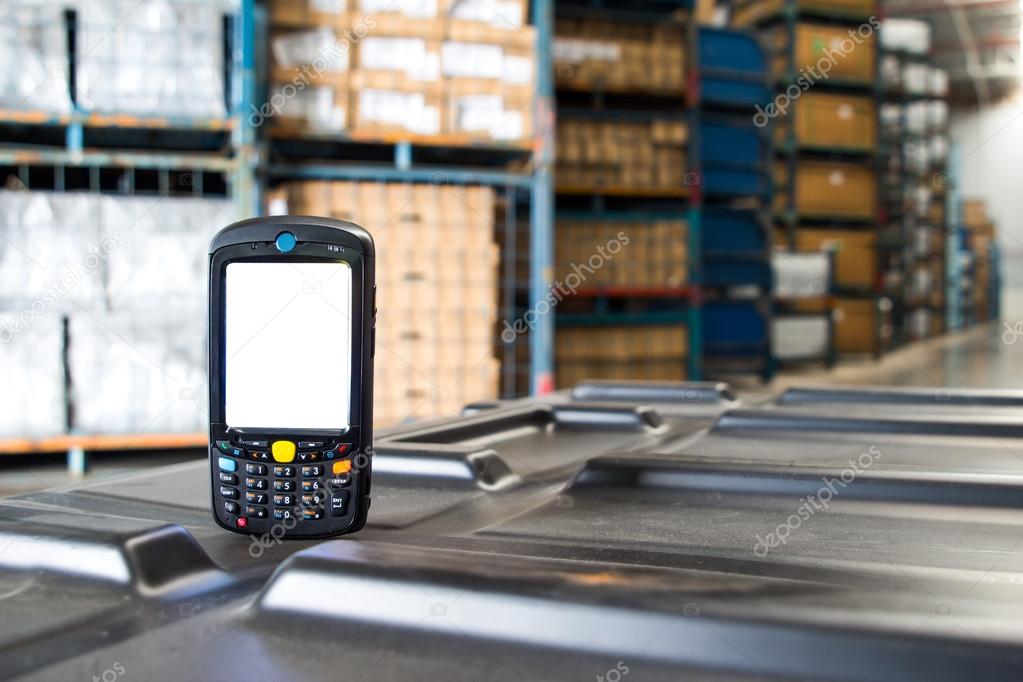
271 440 296 463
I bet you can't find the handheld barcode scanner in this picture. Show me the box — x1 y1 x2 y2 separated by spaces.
208 217 374 538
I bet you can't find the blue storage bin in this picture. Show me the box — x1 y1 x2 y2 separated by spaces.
700 120 761 165
698 28 770 108
701 168 766 197
703 208 771 286
704 260 772 287
702 208 767 254
704 301 769 345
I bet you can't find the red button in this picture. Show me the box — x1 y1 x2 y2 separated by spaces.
335 444 350 454
236 517 248 529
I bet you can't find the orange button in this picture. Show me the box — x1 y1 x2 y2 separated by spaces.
332 460 352 475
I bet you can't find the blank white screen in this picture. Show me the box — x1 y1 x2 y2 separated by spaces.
224 261 352 430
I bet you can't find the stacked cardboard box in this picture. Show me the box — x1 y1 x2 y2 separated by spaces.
556 325 687 388
775 160 876 219
733 0 876 27
759 21 877 84
557 118 687 190
553 17 685 93
268 0 535 143
776 92 877 151
275 180 500 426
555 220 688 289
964 199 997 321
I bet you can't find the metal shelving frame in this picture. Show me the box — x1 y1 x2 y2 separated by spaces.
258 1 555 399
551 0 703 382
735 0 885 361
0 1 259 470
878 21 951 343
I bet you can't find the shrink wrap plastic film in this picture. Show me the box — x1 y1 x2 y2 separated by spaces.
0 190 231 437
74 0 234 118
0 313 65 438
773 316 830 360
0 2 72 114
67 306 208 435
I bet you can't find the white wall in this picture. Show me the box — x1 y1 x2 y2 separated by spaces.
950 92 1023 317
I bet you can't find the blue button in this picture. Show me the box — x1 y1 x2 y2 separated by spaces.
218 456 236 472
275 231 297 253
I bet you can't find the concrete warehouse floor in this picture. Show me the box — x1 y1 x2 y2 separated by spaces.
0 317 1016 500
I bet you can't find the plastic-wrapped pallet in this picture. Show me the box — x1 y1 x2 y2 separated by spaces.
902 63 929 95
772 252 830 299
772 317 829 361
74 0 234 118
0 191 107 310
0 313 65 438
928 68 948 97
0 2 72 114
268 26 350 132
68 307 208 435
880 19 931 55
101 195 230 310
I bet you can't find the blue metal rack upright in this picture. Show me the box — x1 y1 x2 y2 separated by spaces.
694 27 774 380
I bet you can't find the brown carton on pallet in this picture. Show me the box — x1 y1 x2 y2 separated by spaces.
781 92 876 150
768 23 876 84
348 71 443 137
269 1 351 29
795 228 876 289
776 161 876 219
554 17 685 94
733 0 876 26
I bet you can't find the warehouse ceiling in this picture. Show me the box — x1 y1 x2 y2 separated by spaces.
887 0 1023 103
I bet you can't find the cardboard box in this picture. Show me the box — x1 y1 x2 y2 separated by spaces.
795 228 876 289
557 118 687 191
443 79 533 143
770 23 876 84
270 1 351 28
964 199 988 228
555 220 687 289
554 17 685 94
733 0 877 26
355 34 442 83
784 92 876 150
777 161 876 219
444 0 529 29
349 71 442 136
832 297 889 354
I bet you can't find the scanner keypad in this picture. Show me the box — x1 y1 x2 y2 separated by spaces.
215 437 355 529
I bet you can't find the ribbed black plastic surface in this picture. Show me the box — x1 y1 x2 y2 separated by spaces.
3 381 1023 681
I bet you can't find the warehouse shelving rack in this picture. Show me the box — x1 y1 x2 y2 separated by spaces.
258 1 556 399
878 34 951 344
550 0 774 384
1 0 557 465
733 0 886 362
0 1 259 470
550 0 702 382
